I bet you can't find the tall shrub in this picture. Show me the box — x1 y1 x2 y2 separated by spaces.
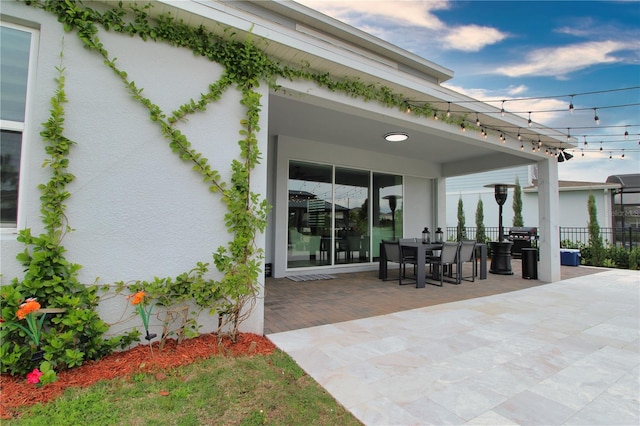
512 177 524 227
475 198 487 243
587 193 605 266
457 197 466 241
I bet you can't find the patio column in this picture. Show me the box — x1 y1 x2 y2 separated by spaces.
435 178 446 231
537 157 561 282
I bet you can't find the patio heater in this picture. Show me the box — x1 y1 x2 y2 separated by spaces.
383 195 401 240
485 183 515 275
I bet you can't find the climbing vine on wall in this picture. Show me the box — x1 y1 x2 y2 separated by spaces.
1 55 136 376
5 0 451 374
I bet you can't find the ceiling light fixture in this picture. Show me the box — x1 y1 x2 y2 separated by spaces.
384 132 409 142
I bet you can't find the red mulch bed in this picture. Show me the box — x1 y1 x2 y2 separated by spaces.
0 333 275 420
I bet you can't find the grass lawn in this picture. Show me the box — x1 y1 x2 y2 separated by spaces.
5 349 362 425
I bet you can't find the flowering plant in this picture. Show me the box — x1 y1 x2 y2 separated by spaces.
25 361 57 386
15 298 46 348
128 291 156 341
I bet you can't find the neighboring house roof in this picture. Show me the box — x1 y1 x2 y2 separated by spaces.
606 174 640 189
524 179 621 192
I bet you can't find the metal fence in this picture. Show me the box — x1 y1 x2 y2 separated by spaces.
446 226 640 250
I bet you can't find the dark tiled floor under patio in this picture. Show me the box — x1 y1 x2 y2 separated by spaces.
264 260 607 334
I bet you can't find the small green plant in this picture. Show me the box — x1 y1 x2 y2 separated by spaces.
457 197 466 241
586 194 605 266
475 198 487 243
512 177 524 227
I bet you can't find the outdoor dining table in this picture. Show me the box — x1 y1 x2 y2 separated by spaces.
378 241 488 288
378 241 443 288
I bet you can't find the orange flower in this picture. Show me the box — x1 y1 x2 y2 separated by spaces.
129 291 145 306
16 298 41 320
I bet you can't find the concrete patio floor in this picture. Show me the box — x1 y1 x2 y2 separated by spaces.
266 265 640 425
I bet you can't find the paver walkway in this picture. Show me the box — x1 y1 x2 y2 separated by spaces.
267 268 640 425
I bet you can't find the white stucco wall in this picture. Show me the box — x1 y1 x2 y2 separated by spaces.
1 2 266 335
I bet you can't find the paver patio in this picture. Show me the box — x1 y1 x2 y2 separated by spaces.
265 264 640 425
265 260 605 334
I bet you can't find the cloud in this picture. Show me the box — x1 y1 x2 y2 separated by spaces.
441 25 508 52
495 40 639 78
296 1 506 52
295 0 448 30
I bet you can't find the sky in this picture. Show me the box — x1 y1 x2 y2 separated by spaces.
294 0 640 182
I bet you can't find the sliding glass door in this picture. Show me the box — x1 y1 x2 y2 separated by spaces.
288 161 402 269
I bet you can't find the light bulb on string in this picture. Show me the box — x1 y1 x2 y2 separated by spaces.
569 95 574 113
531 144 536 152
538 137 542 147
583 136 588 146
609 152 612 160
600 142 603 152
446 102 451 118
581 149 584 157
520 143 524 150
566 128 571 142
475 113 481 127
517 129 522 141
501 100 505 117
622 150 625 159
594 108 599 124
433 110 438 120
624 128 629 139
528 112 532 127
460 122 466 132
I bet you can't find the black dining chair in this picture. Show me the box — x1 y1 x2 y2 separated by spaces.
382 240 418 285
458 240 477 282
426 241 460 286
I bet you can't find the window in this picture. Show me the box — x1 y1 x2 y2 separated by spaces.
1 23 36 228
287 160 402 269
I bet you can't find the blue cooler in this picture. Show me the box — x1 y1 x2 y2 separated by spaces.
560 249 580 266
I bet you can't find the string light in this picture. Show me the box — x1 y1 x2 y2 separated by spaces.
569 95 574 113
398 86 638 164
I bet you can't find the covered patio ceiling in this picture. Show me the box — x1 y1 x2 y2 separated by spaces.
268 91 545 178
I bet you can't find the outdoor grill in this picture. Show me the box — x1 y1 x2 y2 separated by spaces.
508 227 538 258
